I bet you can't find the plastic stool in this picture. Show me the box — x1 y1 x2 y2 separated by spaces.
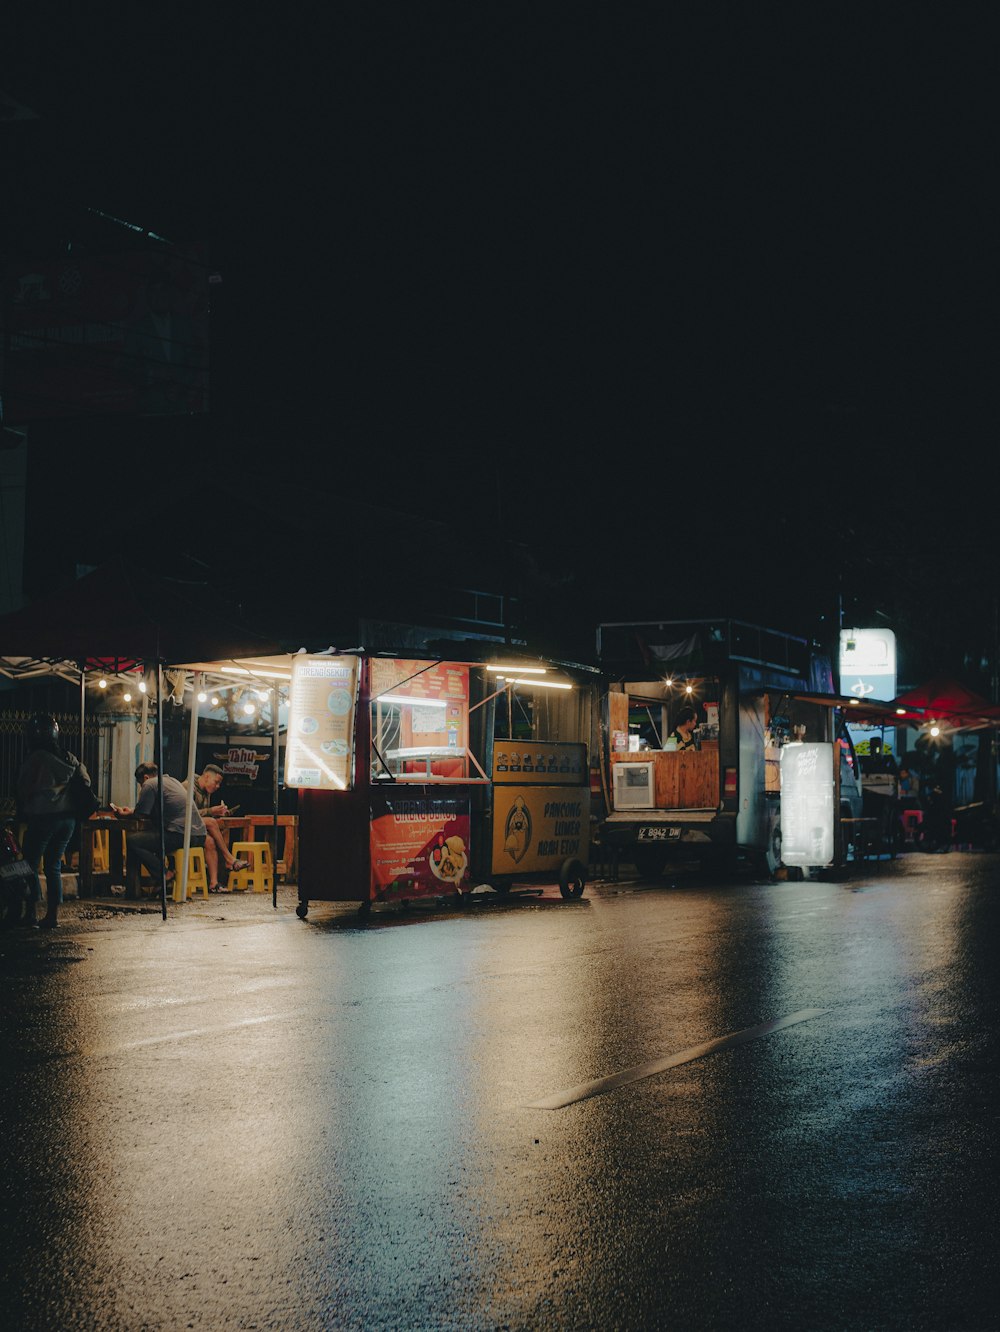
90 828 110 873
229 841 273 894
174 846 209 900
141 847 210 899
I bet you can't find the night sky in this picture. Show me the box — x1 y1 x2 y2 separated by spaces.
2 7 995 681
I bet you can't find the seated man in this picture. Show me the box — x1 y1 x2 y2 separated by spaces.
116 762 207 896
186 763 249 892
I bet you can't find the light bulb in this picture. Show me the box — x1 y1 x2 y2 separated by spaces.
211 696 220 707
243 701 256 715
98 677 108 689
197 691 207 703
123 691 132 703
138 681 147 694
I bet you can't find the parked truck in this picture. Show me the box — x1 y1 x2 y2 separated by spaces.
596 619 865 877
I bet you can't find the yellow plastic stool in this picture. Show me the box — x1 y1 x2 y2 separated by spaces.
174 846 209 900
91 828 110 873
141 846 210 900
229 841 273 894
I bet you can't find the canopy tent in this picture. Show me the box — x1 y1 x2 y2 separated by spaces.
790 675 1000 738
0 562 287 918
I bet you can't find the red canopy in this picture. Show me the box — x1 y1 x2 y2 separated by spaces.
887 676 1000 728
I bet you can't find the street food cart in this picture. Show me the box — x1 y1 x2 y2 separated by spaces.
290 652 596 916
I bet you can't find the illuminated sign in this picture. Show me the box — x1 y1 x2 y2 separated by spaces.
839 628 897 702
780 742 834 867
284 655 359 791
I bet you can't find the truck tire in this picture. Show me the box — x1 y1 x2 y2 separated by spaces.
632 845 665 880
559 857 587 900
765 822 783 877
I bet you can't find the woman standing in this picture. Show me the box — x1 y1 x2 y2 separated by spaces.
16 714 92 929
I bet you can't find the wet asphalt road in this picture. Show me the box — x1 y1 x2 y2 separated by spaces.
1 854 998 1332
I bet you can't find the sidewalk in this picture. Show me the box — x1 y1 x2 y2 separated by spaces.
28 876 582 934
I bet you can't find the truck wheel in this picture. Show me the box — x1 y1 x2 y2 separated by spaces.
765 823 782 877
559 857 587 899
632 845 665 880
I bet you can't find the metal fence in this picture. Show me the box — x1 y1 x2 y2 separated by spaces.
0 710 111 818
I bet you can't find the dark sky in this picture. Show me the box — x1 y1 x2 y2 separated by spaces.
2 5 996 677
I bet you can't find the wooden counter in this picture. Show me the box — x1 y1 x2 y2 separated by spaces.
610 747 719 808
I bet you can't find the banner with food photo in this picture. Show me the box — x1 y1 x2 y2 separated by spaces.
369 794 471 899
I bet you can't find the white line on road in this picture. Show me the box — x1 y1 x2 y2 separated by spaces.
526 1007 828 1109
80 1010 309 1059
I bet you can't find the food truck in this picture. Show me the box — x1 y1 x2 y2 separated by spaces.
596 619 866 877
290 651 598 916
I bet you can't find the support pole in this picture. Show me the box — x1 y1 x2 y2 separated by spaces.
154 660 167 921
272 685 280 909
177 672 200 903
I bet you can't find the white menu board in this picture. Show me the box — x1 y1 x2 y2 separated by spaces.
284 655 359 791
780 742 834 867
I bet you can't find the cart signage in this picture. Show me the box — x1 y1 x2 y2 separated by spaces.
369 659 469 703
491 787 590 874
369 795 470 899
492 741 586 784
285 655 359 791
780 742 834 867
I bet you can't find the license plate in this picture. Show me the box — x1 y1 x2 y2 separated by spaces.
637 826 681 841
0 860 34 880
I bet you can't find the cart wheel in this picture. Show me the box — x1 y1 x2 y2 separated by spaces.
559 857 587 899
295 902 308 919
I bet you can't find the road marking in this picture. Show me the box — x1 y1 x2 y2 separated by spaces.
79 1010 308 1060
526 1007 828 1109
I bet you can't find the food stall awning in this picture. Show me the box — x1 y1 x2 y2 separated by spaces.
788 677 1000 731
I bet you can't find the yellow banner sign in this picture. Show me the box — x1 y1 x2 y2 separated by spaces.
491 785 590 875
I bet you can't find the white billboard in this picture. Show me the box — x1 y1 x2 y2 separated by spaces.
780 742 834 867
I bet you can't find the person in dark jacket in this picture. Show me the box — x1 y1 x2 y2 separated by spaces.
16 713 93 928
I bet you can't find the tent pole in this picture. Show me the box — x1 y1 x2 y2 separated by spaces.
154 660 167 921
272 684 280 909
79 666 86 772
177 671 200 903
140 686 150 766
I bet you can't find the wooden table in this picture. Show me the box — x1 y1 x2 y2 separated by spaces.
78 815 145 898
